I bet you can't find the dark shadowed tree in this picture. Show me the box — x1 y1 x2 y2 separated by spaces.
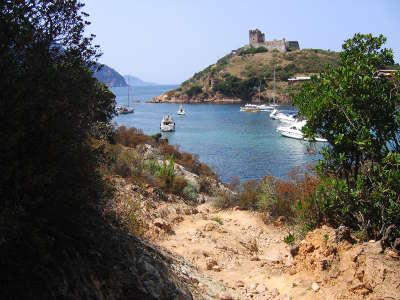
0 0 115 297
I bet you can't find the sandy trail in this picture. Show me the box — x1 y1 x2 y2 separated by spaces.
159 203 320 299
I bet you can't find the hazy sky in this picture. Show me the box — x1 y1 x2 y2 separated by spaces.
84 0 399 84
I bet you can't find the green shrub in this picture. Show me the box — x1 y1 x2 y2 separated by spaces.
213 189 238 208
199 176 213 194
239 46 268 56
182 184 198 202
186 85 203 97
284 232 295 246
211 216 223 225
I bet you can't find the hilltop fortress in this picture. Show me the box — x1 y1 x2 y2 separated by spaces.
248 28 300 52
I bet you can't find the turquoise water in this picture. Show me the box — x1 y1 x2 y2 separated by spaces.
112 86 321 183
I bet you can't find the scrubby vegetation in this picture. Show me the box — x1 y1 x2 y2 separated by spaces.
295 33 400 247
166 47 340 102
213 34 400 251
238 46 268 56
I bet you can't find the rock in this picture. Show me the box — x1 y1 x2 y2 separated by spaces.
212 265 222 272
249 282 258 290
153 218 171 232
270 288 279 297
202 251 210 257
370 240 383 254
311 282 320 292
256 284 266 293
233 206 241 211
206 258 218 270
183 207 192 215
289 245 299 257
250 255 260 261
289 268 297 275
219 292 233 300
204 222 218 231
274 216 286 226
385 248 399 259
335 225 351 243
319 259 329 270
236 280 245 288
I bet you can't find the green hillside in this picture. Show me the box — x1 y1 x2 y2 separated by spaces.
163 48 339 103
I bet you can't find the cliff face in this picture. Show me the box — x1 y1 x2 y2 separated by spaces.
93 64 127 87
151 48 339 104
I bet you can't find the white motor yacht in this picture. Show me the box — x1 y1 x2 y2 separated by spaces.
177 104 185 115
277 120 327 142
269 108 297 123
160 114 175 132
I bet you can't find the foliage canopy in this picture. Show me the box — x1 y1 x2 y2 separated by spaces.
295 33 400 244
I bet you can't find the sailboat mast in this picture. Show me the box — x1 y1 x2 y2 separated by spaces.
127 78 130 107
273 68 276 104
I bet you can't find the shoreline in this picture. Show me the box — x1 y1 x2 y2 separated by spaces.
148 97 242 104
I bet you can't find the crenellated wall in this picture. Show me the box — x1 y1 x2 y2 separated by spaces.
248 29 299 52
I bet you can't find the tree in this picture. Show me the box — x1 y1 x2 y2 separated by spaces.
296 34 400 182
295 34 400 243
0 1 115 296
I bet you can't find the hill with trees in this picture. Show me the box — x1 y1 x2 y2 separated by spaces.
93 63 127 87
152 48 339 103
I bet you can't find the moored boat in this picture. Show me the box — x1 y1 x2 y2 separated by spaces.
177 104 185 115
276 120 327 142
160 114 175 132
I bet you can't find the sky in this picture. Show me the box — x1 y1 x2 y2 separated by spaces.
84 0 400 84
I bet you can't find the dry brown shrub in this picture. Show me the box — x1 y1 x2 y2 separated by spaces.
114 126 152 148
239 180 258 209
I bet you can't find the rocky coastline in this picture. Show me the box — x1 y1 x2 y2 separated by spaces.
149 93 241 104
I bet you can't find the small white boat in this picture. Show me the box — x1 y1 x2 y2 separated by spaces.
240 105 260 112
270 108 280 119
276 112 297 123
277 120 327 142
160 114 175 132
177 104 185 115
269 109 297 123
258 104 275 111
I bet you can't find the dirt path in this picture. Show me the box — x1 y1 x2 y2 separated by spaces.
159 203 320 299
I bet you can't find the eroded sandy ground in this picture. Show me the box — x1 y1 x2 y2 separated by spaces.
112 177 400 300
159 203 320 299
158 202 400 300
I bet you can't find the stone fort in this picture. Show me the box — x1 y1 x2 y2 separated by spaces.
248 29 300 52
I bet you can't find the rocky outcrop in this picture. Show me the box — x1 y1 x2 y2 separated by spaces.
291 225 400 299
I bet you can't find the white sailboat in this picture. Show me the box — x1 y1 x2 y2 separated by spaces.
177 103 185 115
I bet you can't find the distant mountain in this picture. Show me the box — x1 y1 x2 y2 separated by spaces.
124 75 156 87
93 64 127 87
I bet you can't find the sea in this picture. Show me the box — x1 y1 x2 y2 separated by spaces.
111 85 322 183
